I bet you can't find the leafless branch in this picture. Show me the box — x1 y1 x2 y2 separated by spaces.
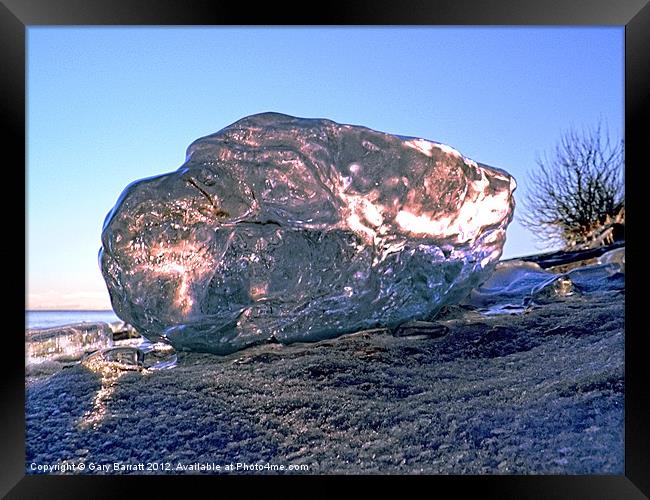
520 121 624 248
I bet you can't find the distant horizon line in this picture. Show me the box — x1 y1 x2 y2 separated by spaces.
26 309 116 313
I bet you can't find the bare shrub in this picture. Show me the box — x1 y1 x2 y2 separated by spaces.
520 122 624 249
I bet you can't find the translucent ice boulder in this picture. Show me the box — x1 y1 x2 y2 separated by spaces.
100 113 516 353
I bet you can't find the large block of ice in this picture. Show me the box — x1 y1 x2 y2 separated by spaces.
100 113 516 353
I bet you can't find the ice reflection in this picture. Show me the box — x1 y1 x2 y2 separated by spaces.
77 341 177 429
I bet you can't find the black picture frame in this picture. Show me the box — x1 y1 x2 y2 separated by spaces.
3 1 648 497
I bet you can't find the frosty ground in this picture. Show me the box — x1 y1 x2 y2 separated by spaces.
25 284 623 474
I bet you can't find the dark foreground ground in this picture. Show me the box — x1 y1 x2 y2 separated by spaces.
26 287 624 474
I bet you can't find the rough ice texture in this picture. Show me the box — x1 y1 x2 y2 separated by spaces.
26 322 114 365
100 113 516 354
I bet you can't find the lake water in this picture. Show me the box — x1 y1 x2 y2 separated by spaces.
26 310 120 329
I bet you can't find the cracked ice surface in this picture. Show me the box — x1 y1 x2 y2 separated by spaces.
100 113 516 354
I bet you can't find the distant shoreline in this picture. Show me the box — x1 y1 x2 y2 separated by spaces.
26 310 115 313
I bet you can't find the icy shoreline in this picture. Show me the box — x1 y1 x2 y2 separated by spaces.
25 245 624 474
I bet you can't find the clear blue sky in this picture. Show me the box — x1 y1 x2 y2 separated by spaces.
27 27 624 310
